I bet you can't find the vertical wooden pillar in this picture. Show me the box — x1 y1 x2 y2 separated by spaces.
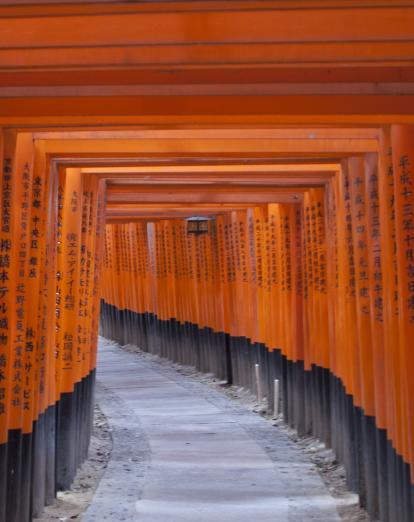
391 125 414 522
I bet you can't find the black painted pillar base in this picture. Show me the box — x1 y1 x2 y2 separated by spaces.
0 441 7 522
6 430 23 522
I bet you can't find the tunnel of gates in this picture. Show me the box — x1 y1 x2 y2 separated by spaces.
0 128 414 522
1 2 414 520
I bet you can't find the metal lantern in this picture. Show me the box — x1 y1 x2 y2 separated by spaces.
186 216 211 235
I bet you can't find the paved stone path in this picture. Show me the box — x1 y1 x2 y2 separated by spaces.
82 339 341 521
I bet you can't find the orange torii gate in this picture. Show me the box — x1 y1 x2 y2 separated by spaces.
0 2 414 521
0 128 413 522
0 124 413 522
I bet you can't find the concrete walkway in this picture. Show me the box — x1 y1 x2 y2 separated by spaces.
82 338 341 522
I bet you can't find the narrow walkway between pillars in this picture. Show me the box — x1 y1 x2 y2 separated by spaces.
83 338 341 522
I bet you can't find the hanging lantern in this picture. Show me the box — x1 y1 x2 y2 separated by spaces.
186 216 211 235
